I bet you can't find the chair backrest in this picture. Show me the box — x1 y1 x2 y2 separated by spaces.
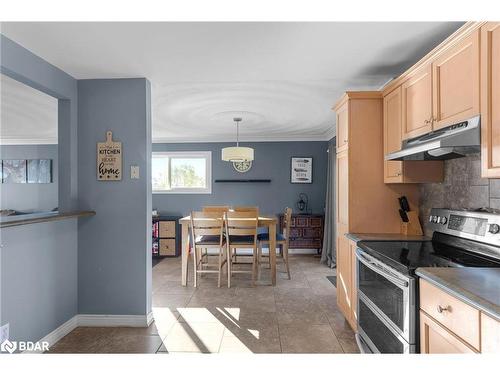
189 211 224 247
225 211 258 243
233 206 259 215
202 206 230 214
282 207 293 246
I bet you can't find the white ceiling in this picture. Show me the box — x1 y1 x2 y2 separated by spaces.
0 73 58 144
0 22 464 142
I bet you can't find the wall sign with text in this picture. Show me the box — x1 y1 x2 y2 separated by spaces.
291 157 313 184
97 131 122 181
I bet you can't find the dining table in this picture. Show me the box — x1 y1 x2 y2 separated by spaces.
179 215 278 286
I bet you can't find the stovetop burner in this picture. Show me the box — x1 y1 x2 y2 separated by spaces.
358 239 500 276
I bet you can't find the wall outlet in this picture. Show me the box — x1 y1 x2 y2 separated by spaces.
0 323 9 343
131 165 140 179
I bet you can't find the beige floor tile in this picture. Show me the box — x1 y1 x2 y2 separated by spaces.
153 293 192 309
279 324 344 353
219 334 281 353
339 336 360 353
162 322 225 353
154 281 197 296
98 334 163 353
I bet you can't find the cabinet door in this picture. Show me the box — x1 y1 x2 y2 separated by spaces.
481 312 500 353
336 234 352 320
420 311 476 354
432 30 480 130
336 101 349 152
402 64 433 140
383 86 404 182
336 150 349 227
481 22 500 178
349 240 358 330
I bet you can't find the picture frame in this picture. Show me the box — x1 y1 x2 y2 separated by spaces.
291 157 313 184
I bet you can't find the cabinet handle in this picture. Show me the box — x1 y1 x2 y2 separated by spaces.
437 305 451 313
396 171 402 176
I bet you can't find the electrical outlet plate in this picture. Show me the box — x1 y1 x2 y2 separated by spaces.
0 323 9 343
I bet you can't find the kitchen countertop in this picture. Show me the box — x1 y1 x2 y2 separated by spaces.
346 233 431 243
416 267 500 320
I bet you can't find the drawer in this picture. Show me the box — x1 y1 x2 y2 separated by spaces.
159 221 176 238
159 239 176 256
419 279 480 350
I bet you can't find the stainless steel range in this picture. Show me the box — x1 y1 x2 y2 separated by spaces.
355 208 500 354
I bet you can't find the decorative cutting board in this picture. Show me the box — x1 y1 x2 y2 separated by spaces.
97 131 122 181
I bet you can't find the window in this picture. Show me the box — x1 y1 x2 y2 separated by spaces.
152 151 212 194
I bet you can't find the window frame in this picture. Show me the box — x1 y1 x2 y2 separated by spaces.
152 151 212 194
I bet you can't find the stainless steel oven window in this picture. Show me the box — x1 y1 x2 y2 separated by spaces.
356 248 416 343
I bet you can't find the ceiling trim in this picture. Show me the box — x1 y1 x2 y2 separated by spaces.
0 138 58 145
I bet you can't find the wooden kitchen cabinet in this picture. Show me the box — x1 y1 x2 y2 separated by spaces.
336 101 349 152
419 278 500 353
432 30 480 130
402 64 433 140
420 311 476 354
383 86 443 183
333 91 420 329
481 22 500 178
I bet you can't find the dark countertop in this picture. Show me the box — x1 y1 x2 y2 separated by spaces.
346 233 431 243
416 267 500 320
0 210 96 228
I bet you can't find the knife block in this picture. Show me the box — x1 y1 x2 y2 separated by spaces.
401 211 423 236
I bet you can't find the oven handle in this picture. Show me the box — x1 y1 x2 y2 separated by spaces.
356 250 409 288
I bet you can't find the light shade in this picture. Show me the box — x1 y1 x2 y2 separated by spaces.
221 146 254 162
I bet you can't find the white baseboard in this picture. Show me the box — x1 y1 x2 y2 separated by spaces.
77 314 151 327
23 312 153 353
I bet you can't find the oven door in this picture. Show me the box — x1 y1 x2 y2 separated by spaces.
356 248 415 344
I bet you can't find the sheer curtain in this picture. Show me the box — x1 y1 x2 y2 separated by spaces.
321 139 336 267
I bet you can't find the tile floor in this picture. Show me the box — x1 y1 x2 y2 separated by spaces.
49 255 358 354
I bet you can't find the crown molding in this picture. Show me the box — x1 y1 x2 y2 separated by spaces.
153 133 333 143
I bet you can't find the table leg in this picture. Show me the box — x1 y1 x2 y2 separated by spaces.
269 223 277 286
181 222 189 286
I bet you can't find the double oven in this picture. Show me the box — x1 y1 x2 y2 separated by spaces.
355 249 416 353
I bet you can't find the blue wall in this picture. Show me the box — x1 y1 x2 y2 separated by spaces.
77 79 152 315
152 141 328 216
0 144 58 212
1 220 78 343
0 35 79 344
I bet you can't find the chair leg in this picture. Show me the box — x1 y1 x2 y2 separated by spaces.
227 245 232 288
217 246 223 288
283 244 291 280
257 242 262 280
252 247 258 286
193 246 198 288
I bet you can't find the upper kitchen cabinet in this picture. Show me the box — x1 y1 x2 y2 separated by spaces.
432 30 480 130
481 22 500 178
401 64 433 140
383 86 443 183
336 100 349 152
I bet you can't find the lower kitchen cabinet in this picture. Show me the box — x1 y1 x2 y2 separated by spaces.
419 279 500 353
420 311 476 353
336 237 358 331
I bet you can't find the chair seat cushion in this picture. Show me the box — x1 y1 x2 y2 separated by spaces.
228 235 256 244
257 233 286 242
195 235 223 245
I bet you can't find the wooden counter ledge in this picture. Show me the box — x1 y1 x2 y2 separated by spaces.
0 210 96 228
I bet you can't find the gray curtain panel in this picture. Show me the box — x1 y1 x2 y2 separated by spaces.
321 139 336 267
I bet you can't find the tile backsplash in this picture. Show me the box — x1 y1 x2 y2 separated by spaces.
419 153 500 235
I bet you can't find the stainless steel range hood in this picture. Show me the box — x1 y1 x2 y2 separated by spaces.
385 115 480 161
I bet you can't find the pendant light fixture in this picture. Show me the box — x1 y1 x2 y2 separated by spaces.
222 117 254 162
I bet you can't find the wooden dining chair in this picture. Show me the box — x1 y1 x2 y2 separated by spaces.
258 207 292 280
202 206 230 214
231 207 259 262
224 211 259 287
189 211 227 288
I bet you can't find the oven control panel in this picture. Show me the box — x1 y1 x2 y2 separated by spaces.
429 208 500 245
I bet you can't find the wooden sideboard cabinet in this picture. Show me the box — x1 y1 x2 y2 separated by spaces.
152 215 181 257
279 213 324 252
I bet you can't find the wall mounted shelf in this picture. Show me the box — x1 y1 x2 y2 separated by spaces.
214 179 271 183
